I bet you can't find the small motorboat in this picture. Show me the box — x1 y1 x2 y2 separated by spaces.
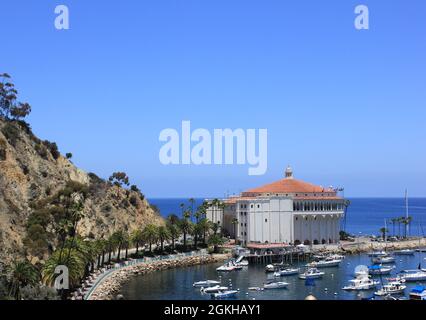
368 265 394 276
342 276 379 291
248 287 265 292
368 251 387 257
217 260 242 272
374 281 406 297
264 281 289 290
193 280 221 288
394 249 415 255
299 268 325 280
372 255 395 265
201 286 229 294
212 290 239 299
409 285 426 300
400 270 426 282
274 268 300 277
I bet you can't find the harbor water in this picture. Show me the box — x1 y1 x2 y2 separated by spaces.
120 252 426 300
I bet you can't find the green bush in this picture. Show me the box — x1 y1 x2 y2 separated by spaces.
1 122 20 147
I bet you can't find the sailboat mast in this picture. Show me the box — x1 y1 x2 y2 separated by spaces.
405 189 409 237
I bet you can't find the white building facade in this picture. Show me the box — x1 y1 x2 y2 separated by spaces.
206 167 347 247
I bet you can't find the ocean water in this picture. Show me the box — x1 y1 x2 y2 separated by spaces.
149 198 426 237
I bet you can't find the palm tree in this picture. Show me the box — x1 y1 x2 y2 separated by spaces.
166 222 181 250
142 224 159 253
111 231 125 261
192 223 202 249
42 248 86 293
167 214 180 226
157 226 171 252
198 218 212 245
211 222 221 235
231 218 239 241
131 230 144 257
7 260 39 300
179 218 194 251
391 218 397 237
180 203 186 217
380 227 389 241
106 235 117 264
122 233 130 260
208 234 225 254
189 198 196 221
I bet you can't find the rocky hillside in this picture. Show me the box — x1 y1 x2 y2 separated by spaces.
0 118 163 264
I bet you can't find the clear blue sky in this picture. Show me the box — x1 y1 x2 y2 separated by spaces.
1 1 425 198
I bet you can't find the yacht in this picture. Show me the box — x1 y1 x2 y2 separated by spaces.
374 281 406 297
274 268 300 277
342 276 379 291
400 270 426 282
307 257 342 268
368 251 387 257
264 281 289 290
201 286 229 294
299 268 325 280
368 265 394 276
409 285 426 300
193 280 221 288
212 290 239 299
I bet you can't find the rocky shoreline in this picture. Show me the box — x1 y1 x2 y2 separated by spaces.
340 237 426 255
88 254 230 300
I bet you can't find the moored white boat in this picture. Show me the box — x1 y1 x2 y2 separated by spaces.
409 285 426 300
400 270 426 282
342 276 379 291
394 249 415 255
217 260 243 272
212 290 239 299
372 255 395 265
368 251 387 257
299 268 325 280
368 265 394 276
201 286 229 294
193 280 221 287
307 258 342 268
264 281 289 290
274 268 300 277
374 281 406 297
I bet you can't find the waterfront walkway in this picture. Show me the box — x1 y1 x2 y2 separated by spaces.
83 250 209 300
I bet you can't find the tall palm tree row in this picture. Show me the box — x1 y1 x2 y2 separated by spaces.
4 198 220 300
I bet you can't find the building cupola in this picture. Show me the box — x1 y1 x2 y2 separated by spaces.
285 166 294 179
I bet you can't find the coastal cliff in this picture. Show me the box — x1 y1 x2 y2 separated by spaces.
0 118 163 265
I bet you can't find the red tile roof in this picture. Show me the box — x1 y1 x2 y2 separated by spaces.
243 178 334 195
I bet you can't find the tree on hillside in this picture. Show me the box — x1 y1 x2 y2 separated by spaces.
0 73 32 120
109 172 130 188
